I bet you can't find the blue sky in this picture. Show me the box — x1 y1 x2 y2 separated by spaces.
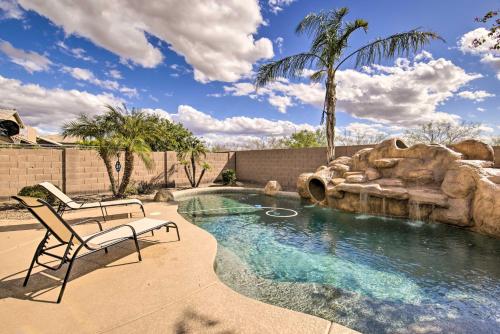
0 0 498 146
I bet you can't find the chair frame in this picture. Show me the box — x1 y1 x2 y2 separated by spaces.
13 196 180 303
39 182 146 221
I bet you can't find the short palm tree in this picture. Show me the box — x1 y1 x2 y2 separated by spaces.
256 7 443 162
62 114 120 196
177 137 211 188
103 105 158 196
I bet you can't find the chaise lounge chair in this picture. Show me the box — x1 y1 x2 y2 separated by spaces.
12 195 180 303
39 181 145 221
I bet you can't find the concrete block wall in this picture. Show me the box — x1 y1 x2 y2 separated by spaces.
0 148 62 196
165 151 235 187
235 145 375 190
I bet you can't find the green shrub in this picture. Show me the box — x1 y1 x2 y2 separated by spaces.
137 181 158 195
222 169 236 185
123 182 138 196
18 185 57 205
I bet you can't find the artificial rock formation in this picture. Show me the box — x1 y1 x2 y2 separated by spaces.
297 138 500 238
264 180 282 196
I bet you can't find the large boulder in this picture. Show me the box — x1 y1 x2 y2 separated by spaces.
365 167 381 181
154 189 174 202
351 148 372 171
472 178 500 236
264 180 282 196
431 196 473 227
441 165 477 198
449 139 494 161
328 156 353 167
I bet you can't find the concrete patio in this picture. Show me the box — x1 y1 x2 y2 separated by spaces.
0 201 357 334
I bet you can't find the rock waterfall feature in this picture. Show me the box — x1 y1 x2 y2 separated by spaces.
297 138 500 237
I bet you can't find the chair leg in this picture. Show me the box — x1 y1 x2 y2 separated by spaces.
100 206 107 222
132 236 142 261
140 205 146 217
23 234 49 287
23 247 40 287
57 257 77 303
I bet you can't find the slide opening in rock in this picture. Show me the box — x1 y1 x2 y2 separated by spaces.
396 139 408 149
308 178 326 202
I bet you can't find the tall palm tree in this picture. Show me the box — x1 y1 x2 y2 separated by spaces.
62 114 120 196
177 137 211 188
103 105 158 196
255 7 443 162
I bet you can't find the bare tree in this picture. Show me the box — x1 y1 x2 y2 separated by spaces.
335 128 387 146
403 121 482 145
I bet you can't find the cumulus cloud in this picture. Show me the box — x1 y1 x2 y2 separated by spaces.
16 0 273 82
225 54 482 126
457 90 495 101
146 104 316 145
61 66 137 97
0 40 51 73
0 74 122 131
268 0 296 14
458 27 500 79
274 36 284 54
0 0 23 19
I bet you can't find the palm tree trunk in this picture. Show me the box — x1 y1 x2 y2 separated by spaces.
190 154 197 188
184 164 194 187
195 168 207 188
118 150 134 197
101 153 117 196
325 72 337 163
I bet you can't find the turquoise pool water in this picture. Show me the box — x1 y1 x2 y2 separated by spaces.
178 193 500 334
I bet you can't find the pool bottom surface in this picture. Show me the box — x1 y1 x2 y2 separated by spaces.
178 193 500 334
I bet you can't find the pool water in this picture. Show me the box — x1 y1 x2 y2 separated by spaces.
178 193 500 334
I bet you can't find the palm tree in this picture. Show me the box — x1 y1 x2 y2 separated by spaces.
103 105 158 196
62 114 120 196
177 137 211 188
255 7 443 162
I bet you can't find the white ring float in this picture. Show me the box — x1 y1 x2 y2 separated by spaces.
265 208 298 218
180 206 298 218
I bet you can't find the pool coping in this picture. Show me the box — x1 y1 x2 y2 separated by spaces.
169 186 301 201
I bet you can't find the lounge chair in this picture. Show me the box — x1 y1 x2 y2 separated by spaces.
12 195 180 303
39 182 145 221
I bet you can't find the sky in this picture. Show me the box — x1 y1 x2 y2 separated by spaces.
0 0 498 147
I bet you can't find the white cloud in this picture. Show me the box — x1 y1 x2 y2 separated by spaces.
152 104 315 139
106 69 122 80
0 74 122 131
267 94 293 113
275 36 284 54
0 0 22 19
458 28 500 79
61 66 137 97
16 0 274 82
225 54 482 126
476 107 486 112
56 41 96 63
457 90 495 101
0 40 51 73
268 0 296 14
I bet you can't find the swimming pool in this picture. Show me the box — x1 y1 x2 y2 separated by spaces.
178 192 500 334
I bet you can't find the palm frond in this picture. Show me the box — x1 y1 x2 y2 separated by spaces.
335 29 444 71
255 53 321 87
309 70 326 83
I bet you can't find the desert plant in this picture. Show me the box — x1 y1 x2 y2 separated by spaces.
222 169 237 185
136 180 159 195
256 7 442 162
18 185 57 205
177 137 211 188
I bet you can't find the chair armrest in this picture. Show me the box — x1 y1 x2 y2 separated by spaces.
73 218 103 231
82 224 138 250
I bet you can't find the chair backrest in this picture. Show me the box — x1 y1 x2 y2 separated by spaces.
39 182 73 205
12 196 80 244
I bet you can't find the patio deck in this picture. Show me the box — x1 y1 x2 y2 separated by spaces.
0 201 357 333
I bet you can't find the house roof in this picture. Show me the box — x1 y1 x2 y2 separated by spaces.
0 109 25 128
